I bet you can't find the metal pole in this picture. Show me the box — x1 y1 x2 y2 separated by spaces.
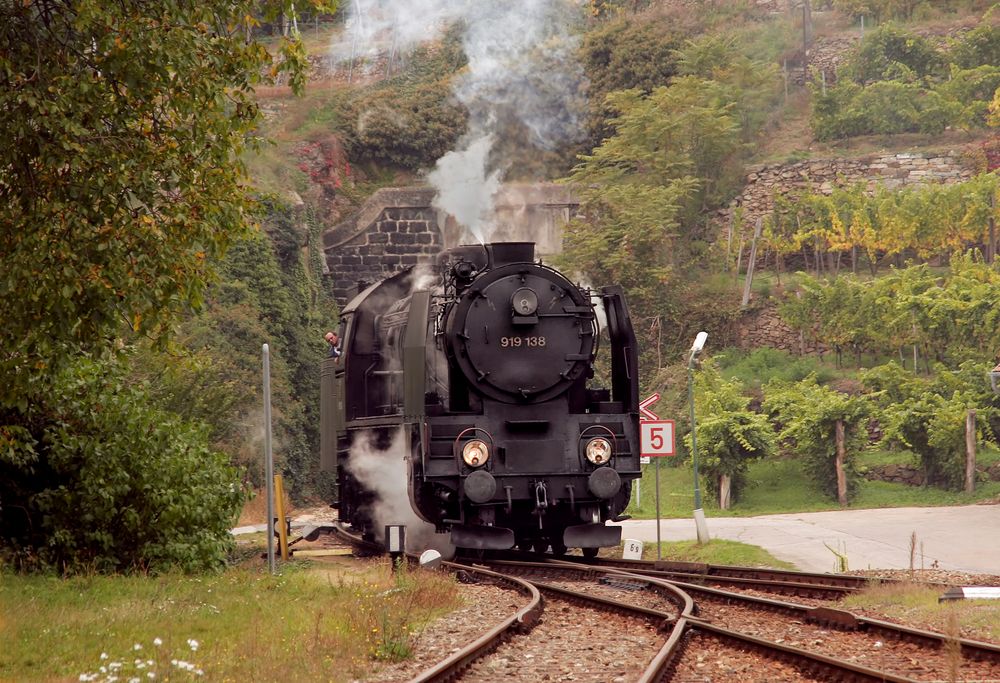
654 459 661 560
688 358 701 510
688 351 710 544
263 344 276 574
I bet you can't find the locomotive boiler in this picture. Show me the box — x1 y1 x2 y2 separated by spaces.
320 242 641 555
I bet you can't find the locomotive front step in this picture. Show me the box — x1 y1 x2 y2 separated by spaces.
450 523 516 550
563 522 622 549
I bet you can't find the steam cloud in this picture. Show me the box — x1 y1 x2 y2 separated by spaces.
345 427 455 557
334 0 587 243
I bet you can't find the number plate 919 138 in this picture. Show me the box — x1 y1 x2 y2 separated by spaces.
500 336 546 348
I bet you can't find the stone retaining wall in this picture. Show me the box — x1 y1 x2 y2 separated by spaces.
731 151 973 233
865 461 1000 486
733 300 826 354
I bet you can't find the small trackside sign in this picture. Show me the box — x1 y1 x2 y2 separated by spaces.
639 393 675 457
641 421 675 457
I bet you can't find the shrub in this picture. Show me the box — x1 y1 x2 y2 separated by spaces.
0 357 243 573
863 361 999 489
951 16 1000 69
846 24 945 84
687 362 776 504
580 18 681 143
716 348 835 390
763 375 868 501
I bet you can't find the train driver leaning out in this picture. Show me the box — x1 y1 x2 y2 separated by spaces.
324 331 341 359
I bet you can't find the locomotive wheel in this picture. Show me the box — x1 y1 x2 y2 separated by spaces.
531 542 549 554
582 547 599 559
550 542 567 557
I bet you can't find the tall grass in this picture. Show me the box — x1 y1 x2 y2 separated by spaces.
0 561 460 681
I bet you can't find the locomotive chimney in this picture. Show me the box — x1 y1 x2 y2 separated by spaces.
487 242 534 267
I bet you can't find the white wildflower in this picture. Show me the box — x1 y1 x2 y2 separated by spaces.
133 643 142 651
170 660 178 667
152 638 162 647
129 678 141 683
187 638 199 651
100 653 109 661
100 667 107 674
147 673 156 680
195 669 204 676
110 662 122 670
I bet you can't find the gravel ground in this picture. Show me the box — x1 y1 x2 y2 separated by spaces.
693 594 1000 681
544 577 681 616
669 632 822 682
460 600 665 682
362 582 521 682
849 568 1000 587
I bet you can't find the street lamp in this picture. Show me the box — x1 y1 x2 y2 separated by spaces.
688 331 710 544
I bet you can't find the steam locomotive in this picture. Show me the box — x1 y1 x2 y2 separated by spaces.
320 242 641 555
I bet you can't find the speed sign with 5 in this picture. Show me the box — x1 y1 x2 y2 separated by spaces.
640 420 675 457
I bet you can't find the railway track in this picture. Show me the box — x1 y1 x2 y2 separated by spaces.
311 527 1000 681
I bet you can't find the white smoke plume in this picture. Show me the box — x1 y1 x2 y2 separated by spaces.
334 0 587 243
345 427 455 557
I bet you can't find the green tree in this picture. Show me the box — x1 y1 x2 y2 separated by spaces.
0 0 326 404
864 361 999 489
686 361 775 506
0 0 331 572
763 375 869 502
0 356 243 573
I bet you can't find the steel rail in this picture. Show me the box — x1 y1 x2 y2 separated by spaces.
520 571 919 683
407 562 542 683
547 558 855 599
559 555 953 591
667 577 1000 663
318 526 545 683
467 559 696 683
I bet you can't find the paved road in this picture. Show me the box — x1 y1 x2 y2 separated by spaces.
612 504 1000 574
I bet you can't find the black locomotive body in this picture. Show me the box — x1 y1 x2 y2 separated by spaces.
320 242 641 554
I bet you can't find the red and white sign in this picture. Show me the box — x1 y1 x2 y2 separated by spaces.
639 393 661 421
639 393 675 457
641 421 675 456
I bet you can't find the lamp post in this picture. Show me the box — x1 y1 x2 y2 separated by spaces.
688 331 710 544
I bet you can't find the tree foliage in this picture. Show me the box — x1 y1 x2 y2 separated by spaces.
863 361 999 489
0 356 243 573
686 361 776 504
779 254 1000 369
763 376 868 501
0 0 330 572
813 21 1000 140
764 174 1000 274
0 0 327 403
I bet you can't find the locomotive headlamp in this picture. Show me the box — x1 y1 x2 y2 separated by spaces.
512 288 538 316
462 439 490 467
585 437 613 465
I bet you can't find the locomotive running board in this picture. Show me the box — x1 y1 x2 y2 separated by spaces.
450 524 515 550
563 523 622 549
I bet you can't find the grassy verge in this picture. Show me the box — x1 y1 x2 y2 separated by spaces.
621 539 796 569
627 451 1000 520
842 582 1000 643
0 560 459 682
